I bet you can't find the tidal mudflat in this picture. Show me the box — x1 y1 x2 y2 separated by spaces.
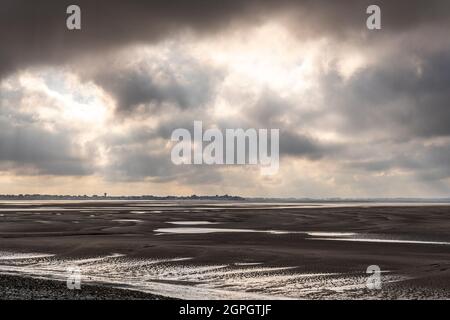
0 201 449 299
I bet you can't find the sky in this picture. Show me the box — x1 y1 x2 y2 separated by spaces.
0 0 450 198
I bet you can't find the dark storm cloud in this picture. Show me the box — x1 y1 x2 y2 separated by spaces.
155 118 199 140
103 140 224 184
345 153 422 173
320 50 450 139
0 116 93 176
0 0 260 77
108 149 224 185
343 142 450 181
105 150 174 181
2 0 450 78
280 132 341 160
92 58 221 113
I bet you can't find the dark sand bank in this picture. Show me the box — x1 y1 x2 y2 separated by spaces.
0 274 167 300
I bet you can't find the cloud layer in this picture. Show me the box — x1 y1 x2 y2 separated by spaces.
1 1 450 197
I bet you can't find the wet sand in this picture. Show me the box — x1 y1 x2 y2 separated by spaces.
0 201 449 299
0 274 166 300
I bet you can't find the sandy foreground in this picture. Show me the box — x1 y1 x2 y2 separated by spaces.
0 274 166 300
0 201 449 299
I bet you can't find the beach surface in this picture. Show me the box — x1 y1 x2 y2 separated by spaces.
0 201 449 299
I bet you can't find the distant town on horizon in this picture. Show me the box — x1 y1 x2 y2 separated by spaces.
1 194 449 202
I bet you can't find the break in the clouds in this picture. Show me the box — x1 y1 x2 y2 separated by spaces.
0 1 449 197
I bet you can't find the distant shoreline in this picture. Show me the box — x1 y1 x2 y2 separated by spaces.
0 194 245 201
0 194 449 203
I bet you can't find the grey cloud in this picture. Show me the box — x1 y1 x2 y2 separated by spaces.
280 132 334 160
0 85 95 176
92 58 221 114
102 127 157 147
103 143 224 185
230 90 343 160
0 116 93 176
105 150 174 181
248 90 294 128
2 1 450 79
98 124 224 184
0 0 259 78
320 50 450 140
341 140 450 185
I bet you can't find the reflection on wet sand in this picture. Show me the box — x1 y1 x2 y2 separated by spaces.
0 251 410 300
